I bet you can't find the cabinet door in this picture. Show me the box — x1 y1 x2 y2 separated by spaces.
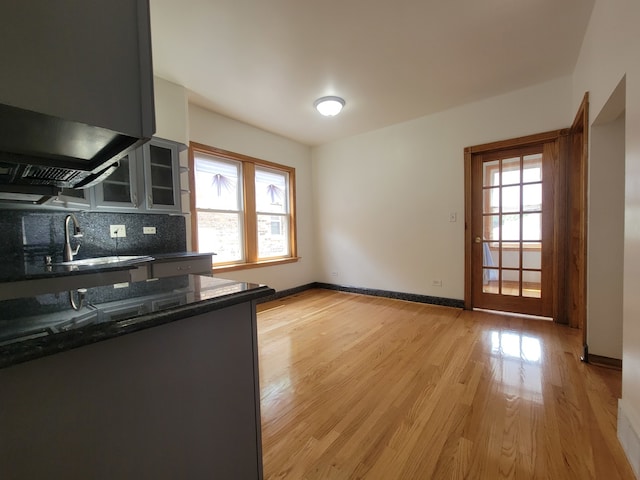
93 151 141 210
142 139 182 213
50 187 93 209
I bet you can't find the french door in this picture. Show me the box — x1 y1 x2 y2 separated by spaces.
467 139 557 318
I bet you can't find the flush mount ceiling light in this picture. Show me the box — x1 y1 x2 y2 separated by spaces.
314 96 345 116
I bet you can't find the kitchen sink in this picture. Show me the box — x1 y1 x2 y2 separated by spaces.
55 255 154 267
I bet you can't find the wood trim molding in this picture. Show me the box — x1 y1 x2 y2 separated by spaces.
567 92 589 332
464 129 568 155
464 149 473 310
188 145 199 252
586 353 622 370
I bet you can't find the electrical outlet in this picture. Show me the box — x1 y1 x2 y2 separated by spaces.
143 226 156 235
432 279 443 287
449 212 457 222
110 224 126 238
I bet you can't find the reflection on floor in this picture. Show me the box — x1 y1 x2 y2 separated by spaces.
257 289 634 480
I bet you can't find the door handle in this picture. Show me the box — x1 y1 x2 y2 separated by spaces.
475 236 482 243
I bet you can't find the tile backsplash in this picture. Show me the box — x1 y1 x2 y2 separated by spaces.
1 210 186 264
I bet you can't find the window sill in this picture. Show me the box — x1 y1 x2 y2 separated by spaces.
212 257 300 273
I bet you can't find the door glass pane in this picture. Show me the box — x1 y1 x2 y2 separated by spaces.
501 185 520 213
523 213 541 241
523 154 542 182
501 269 520 296
523 184 542 211
502 215 520 241
483 269 499 293
484 215 500 241
523 243 542 269
483 160 500 187
502 157 521 185
483 242 498 267
483 187 499 214
502 245 520 268
523 270 542 298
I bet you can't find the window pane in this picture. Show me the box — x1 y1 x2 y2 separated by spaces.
523 154 542 182
502 215 520 241
501 157 521 185
523 242 542 269
502 245 520 268
256 167 288 214
483 242 498 267
196 211 243 263
484 215 500 241
257 214 289 258
194 156 241 211
483 187 499 214
483 269 499 293
501 185 520 213
523 213 541 241
523 183 541 212
483 160 500 187
502 269 520 296
523 270 542 298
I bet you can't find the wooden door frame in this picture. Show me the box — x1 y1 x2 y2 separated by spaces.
568 94 589 338
464 129 570 322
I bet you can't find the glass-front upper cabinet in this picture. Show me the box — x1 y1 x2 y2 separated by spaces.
92 151 140 210
141 138 181 213
50 186 92 209
90 138 182 213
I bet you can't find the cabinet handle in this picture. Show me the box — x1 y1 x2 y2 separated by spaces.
177 265 191 271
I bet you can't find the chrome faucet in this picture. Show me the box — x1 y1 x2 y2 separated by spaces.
63 214 83 262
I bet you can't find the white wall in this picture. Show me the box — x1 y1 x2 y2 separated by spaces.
588 110 625 359
312 77 573 300
154 76 189 145
188 105 316 292
573 0 640 475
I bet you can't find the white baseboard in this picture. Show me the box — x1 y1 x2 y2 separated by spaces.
619 399 640 479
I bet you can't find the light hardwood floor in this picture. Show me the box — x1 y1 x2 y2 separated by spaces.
257 289 635 480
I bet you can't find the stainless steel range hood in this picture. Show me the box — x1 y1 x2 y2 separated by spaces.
0 103 148 195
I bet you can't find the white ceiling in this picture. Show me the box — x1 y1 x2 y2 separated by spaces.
149 0 595 146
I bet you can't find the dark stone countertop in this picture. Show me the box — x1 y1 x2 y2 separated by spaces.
0 273 273 369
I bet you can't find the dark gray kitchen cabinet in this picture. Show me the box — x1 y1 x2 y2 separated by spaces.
0 301 264 479
1 0 155 158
